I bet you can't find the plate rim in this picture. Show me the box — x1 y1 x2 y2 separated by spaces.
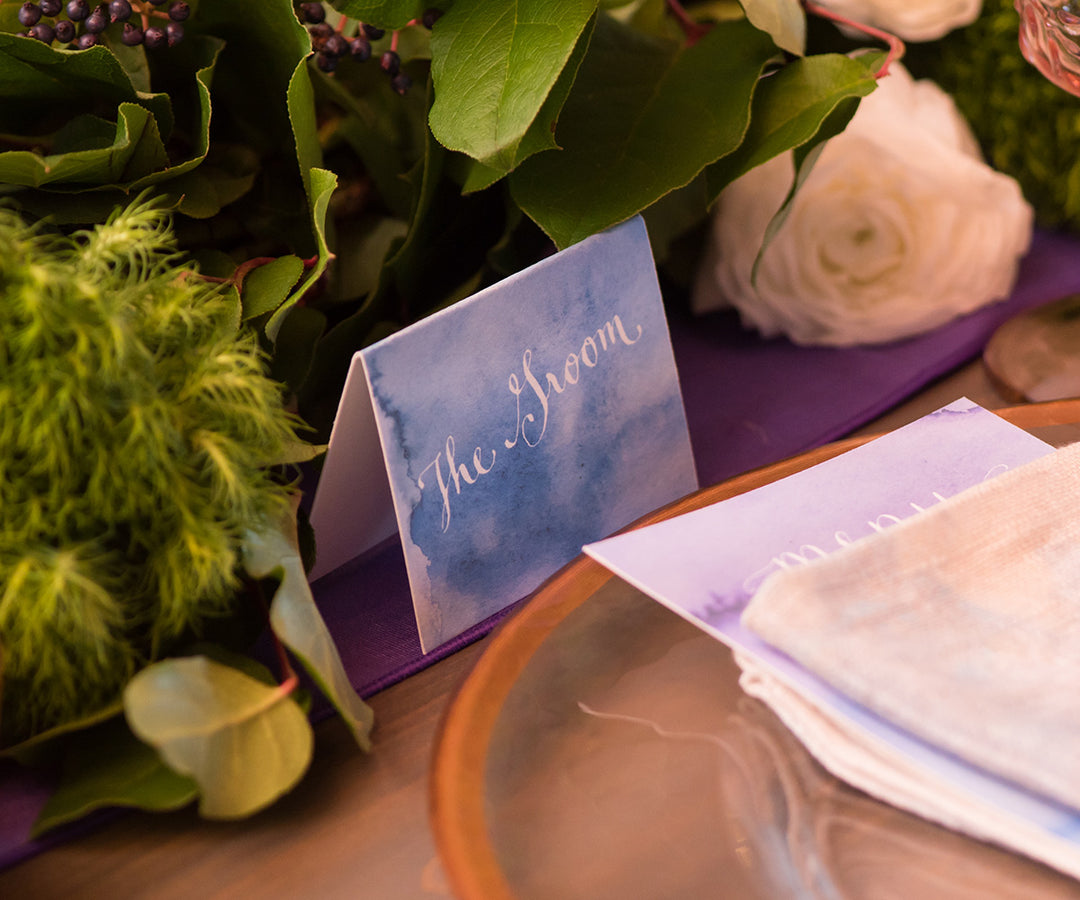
428 399 1080 899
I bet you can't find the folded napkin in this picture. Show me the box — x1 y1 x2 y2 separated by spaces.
739 440 1080 868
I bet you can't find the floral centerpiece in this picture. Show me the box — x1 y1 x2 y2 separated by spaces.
0 0 1050 832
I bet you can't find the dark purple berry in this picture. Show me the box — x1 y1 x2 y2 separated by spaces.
28 22 54 42
298 2 324 23
40 0 61 15
422 8 441 29
379 49 399 75
17 3 42 27
54 18 75 42
308 21 331 49
144 24 166 48
75 31 98 47
167 1 188 21
348 35 370 61
315 51 336 72
66 0 89 20
323 32 347 57
390 72 411 95
165 20 183 45
121 21 142 44
108 0 131 22
361 23 384 40
84 7 106 31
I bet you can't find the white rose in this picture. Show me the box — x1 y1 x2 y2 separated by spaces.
813 0 982 41
691 64 1033 347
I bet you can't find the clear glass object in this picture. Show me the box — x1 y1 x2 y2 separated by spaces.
1016 0 1080 96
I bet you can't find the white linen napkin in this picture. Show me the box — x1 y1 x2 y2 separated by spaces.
739 440 1080 852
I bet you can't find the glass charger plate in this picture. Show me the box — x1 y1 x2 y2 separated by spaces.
431 400 1080 900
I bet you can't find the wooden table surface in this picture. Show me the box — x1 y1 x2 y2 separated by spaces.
0 362 1013 900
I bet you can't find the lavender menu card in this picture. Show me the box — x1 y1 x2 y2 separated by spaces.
585 399 1080 857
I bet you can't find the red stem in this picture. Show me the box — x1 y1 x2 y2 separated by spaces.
666 0 709 45
390 29 399 52
802 0 905 77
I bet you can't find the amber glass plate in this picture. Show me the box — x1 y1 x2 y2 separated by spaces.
431 401 1080 900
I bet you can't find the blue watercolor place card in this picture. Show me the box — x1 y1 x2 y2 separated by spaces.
311 216 697 652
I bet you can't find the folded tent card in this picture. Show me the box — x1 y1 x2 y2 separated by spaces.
585 398 1080 880
309 216 698 653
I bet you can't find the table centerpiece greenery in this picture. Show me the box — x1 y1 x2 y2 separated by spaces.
0 0 892 831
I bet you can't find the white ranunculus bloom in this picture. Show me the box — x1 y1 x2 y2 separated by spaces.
814 0 982 41
692 64 1033 347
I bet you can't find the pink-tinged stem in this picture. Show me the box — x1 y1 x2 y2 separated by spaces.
666 0 710 45
803 0 905 78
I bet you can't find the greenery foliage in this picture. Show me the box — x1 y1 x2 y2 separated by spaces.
0 0 886 828
0 197 372 829
918 0 1080 232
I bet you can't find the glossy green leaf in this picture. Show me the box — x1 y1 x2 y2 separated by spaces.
752 94 863 284
266 166 337 341
429 0 597 171
31 718 197 838
124 656 314 818
510 14 778 248
328 0 427 28
269 305 329 397
740 0 805 55
0 37 140 134
0 103 164 188
242 516 375 751
241 255 305 321
705 52 879 199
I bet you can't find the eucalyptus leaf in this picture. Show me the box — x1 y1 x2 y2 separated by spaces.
740 0 806 55
242 516 375 751
31 718 198 838
509 13 778 248
124 656 314 819
241 255 305 321
429 0 597 170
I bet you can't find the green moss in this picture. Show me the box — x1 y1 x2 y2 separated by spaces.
922 0 1080 232
0 198 302 744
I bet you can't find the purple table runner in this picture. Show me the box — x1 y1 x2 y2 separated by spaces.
4 229 1080 870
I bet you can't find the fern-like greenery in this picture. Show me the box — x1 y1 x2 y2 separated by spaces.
0 198 302 745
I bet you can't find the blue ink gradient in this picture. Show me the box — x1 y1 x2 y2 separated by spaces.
362 217 697 651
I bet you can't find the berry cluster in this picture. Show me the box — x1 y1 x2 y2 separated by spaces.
15 0 189 49
297 3 443 96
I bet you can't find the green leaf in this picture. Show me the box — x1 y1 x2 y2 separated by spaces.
704 52 879 199
429 0 597 171
268 305 329 397
327 0 427 28
313 61 427 218
124 656 314 819
241 255 305 320
740 0 805 55
31 718 198 838
509 14 778 248
242 516 375 751
0 37 141 134
266 166 337 340
0 103 164 188
752 94 863 284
